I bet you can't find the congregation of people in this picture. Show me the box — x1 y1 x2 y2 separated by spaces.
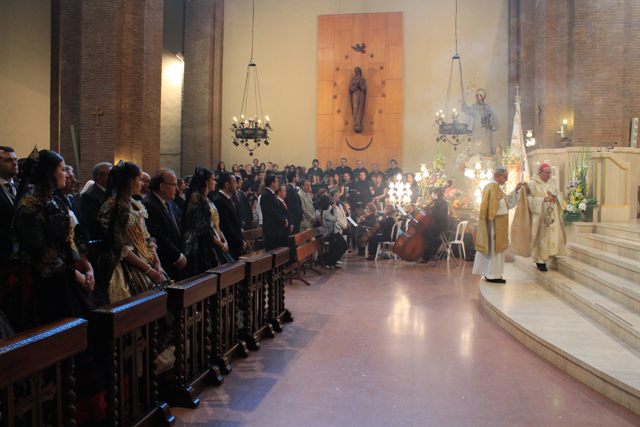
0 144 566 425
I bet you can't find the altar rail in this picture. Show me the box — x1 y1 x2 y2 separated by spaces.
91 290 175 427
0 318 87 427
238 253 275 350
266 247 294 332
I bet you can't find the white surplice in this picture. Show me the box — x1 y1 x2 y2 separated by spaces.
472 183 519 279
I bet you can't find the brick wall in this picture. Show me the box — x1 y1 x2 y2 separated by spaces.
181 0 224 176
510 0 640 149
53 0 163 181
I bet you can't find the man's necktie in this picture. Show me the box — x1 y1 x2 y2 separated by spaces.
4 183 15 203
166 202 180 233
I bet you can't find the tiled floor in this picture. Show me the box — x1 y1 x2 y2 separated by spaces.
172 256 640 426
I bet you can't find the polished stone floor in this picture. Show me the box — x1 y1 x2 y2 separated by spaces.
172 256 640 426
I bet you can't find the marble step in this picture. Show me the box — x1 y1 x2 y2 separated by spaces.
595 223 640 243
566 241 640 284
482 265 640 416
515 256 640 353
576 232 640 262
557 256 640 313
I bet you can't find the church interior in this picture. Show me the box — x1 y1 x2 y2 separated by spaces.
2 0 640 426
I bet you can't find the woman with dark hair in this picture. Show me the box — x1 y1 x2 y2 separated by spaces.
365 204 398 261
215 162 227 177
260 162 266 172
314 193 347 269
98 161 171 300
356 203 378 255
420 187 450 264
1 149 86 330
0 149 110 424
97 161 175 371
289 165 297 173
181 167 232 278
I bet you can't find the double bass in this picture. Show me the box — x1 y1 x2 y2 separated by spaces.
393 208 435 262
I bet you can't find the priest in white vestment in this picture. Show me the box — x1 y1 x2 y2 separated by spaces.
526 164 567 271
473 167 522 283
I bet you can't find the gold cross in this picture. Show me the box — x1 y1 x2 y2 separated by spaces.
92 107 104 125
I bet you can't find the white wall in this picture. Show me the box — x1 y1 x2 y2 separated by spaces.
0 0 51 157
222 0 509 174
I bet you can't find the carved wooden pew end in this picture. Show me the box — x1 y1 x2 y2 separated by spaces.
207 261 250 375
91 290 175 427
266 247 294 332
159 273 225 409
237 253 276 351
0 318 88 427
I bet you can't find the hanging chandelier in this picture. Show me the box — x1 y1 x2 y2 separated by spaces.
433 0 472 151
230 0 272 156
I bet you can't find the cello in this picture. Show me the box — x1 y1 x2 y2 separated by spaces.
393 208 435 262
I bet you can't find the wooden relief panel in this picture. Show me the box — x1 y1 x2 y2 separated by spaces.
317 12 403 169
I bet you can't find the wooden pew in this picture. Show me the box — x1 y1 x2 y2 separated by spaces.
238 253 276 350
284 228 324 286
0 318 87 427
91 290 175 427
159 273 224 409
266 247 294 332
242 227 264 256
207 261 250 374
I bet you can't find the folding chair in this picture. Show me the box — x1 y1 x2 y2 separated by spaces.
434 228 459 268
374 221 402 261
449 220 468 260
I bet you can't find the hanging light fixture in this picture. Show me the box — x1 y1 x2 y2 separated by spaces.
230 0 272 156
433 0 472 151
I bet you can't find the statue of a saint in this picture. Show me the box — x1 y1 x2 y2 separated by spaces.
349 67 367 133
461 88 499 155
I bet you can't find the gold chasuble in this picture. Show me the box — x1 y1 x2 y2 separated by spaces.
476 183 509 255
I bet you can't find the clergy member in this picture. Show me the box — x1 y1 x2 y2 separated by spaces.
473 167 522 283
526 164 567 271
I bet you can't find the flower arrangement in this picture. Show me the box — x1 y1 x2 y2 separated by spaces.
415 142 448 201
562 146 599 226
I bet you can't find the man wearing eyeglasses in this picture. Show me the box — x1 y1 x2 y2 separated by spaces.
143 168 187 281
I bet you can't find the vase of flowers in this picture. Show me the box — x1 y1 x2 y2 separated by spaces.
562 146 599 226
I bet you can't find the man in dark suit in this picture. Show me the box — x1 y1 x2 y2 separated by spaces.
81 162 112 240
0 146 18 273
211 172 247 260
237 180 253 229
353 160 368 180
143 169 186 281
285 171 304 234
58 166 86 235
261 175 291 251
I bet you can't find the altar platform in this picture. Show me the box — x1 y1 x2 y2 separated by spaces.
483 220 640 416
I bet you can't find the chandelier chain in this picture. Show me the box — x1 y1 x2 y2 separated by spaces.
250 0 255 63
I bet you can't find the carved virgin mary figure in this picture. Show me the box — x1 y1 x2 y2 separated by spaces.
349 67 367 133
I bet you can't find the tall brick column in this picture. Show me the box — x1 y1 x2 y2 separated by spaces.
509 0 640 148
181 0 224 175
52 0 163 181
